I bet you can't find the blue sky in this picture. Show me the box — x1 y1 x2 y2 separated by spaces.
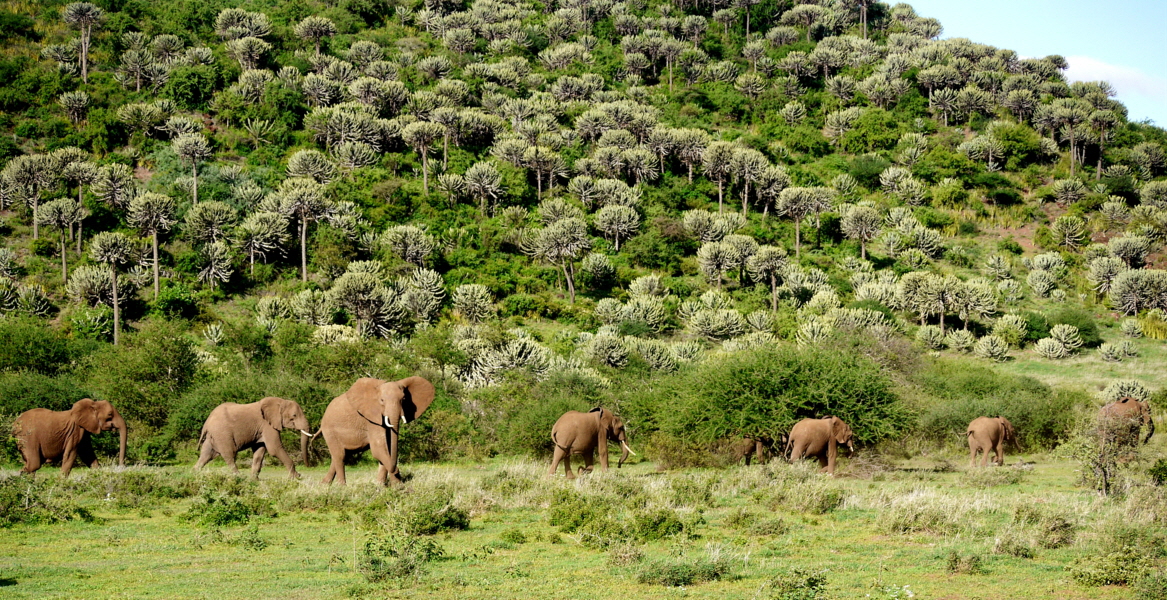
903 0 1167 126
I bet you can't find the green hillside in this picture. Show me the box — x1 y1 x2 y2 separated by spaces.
1 0 1165 597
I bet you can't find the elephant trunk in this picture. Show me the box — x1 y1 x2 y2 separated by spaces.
300 430 311 467
617 440 633 468
1145 414 1155 445
113 408 127 467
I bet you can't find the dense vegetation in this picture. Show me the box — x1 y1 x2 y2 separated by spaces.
0 0 1164 468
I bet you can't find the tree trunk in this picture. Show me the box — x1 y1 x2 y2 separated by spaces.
687 163 693 182
1096 135 1106 180
60 232 68 284
794 217 802 258
111 264 120 345
770 274 777 311
421 149 429 194
861 4 867 39
741 181 750 217
442 132 449 170
152 230 160 300
192 164 199 204
561 263 575 303
860 239 867 260
717 180 724 213
32 195 39 239
250 248 255 275
300 217 308 282
81 26 90 83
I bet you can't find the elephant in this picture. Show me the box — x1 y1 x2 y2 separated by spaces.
194 397 312 479
548 408 635 479
1098 396 1155 448
966 416 1016 467
320 376 435 486
731 435 783 466
785 416 854 475
13 399 127 476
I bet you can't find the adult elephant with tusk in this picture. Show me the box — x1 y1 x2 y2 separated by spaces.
320 377 436 486
14 399 127 476
195 396 313 479
548 408 635 478
785 416 854 475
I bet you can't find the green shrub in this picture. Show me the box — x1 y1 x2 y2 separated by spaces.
915 359 1083 449
993 531 1036 558
632 508 685 541
1067 524 1164 586
648 345 910 448
1136 572 1167 600
0 371 92 415
960 467 1026 487
1047 307 1102 348
548 489 609 533
725 508 789 536
767 567 829 600
358 532 445 583
151 282 199 319
0 476 95 527
945 550 985 574
399 487 470 535
636 555 734 586
182 490 267 528
997 239 1023 255
1150 459 1167 486
499 528 527 544
0 318 73 374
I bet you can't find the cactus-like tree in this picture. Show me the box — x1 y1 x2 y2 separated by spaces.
402 121 445 194
702 141 735 213
276 178 330 281
841 205 881 259
2 154 55 239
594 205 640 250
89 232 135 344
464 161 503 214
173 134 212 204
295 16 337 57
58 91 90 127
36 198 85 284
63 3 103 83
127 193 177 298
524 218 590 303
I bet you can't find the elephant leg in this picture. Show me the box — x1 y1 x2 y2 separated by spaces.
817 453 830 473
250 446 267 479
980 443 990 467
20 444 42 475
369 430 395 487
322 439 346 485
221 446 239 472
261 430 299 479
994 443 1005 466
581 452 594 476
790 441 807 462
549 446 566 477
60 446 79 477
77 436 99 469
195 438 217 470
563 453 575 480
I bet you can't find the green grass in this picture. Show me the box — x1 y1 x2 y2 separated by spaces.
991 331 1167 394
2 451 1163 599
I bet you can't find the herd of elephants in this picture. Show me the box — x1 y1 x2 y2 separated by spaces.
9 376 1157 484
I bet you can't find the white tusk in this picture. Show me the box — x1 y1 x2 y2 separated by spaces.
622 441 637 456
300 430 311 436
401 415 408 425
383 415 393 428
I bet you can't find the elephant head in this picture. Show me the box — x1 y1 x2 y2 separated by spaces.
259 397 313 466
589 408 635 467
346 377 436 475
996 416 1017 446
828 416 854 457
71 399 126 467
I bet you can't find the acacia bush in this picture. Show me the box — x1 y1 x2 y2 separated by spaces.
641 345 910 448
914 360 1085 449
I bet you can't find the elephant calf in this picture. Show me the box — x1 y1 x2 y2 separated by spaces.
785 416 854 475
966 416 1016 467
732 436 781 466
14 399 127 476
549 408 635 478
195 397 312 479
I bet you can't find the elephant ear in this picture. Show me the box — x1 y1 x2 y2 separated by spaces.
396 377 436 423
831 417 851 443
345 378 387 425
72 398 101 434
259 397 284 430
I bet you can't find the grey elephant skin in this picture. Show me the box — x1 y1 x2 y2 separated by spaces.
195 396 312 479
785 416 854 475
320 376 435 486
548 408 634 478
1099 396 1155 447
966 416 1016 467
14 398 127 476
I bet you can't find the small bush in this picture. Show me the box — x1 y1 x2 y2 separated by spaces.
945 550 985 574
1136 572 1167 600
0 476 95 527
880 490 988 536
399 487 470 535
632 508 686 541
766 567 829 599
359 532 445 583
182 489 268 528
1067 523 1164 586
725 508 789 536
636 555 734 586
548 489 608 533
1150 459 1167 486
499 528 527 544
993 531 1036 558
1012 504 1075 548
607 542 645 567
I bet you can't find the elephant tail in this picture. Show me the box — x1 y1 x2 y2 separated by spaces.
197 425 209 450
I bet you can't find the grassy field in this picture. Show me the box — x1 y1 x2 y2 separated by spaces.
3 445 1166 600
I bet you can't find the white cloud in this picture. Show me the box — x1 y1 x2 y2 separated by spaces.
1064 55 1167 99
